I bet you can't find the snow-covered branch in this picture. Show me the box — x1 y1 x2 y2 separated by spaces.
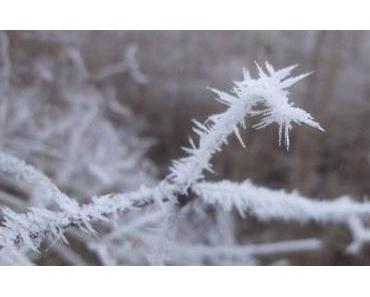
0 152 78 213
0 173 166 253
194 180 370 253
194 180 370 224
0 152 166 253
168 62 322 194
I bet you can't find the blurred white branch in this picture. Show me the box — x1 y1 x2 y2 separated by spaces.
93 44 148 84
172 238 322 261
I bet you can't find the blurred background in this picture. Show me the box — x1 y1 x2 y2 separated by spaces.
1 31 370 265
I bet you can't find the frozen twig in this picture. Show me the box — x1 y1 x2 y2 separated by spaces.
194 180 370 224
0 179 167 252
167 63 322 194
0 152 78 213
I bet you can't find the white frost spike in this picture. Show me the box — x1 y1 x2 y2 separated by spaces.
242 67 251 80
233 126 246 148
280 71 313 89
236 63 323 149
264 61 275 75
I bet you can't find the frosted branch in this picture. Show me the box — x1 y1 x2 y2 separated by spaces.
0 152 78 213
194 180 370 224
168 63 322 194
0 153 167 252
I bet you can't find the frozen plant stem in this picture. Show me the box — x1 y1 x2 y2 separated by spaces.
194 181 370 224
167 62 323 194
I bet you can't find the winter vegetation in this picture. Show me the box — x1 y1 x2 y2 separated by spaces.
0 31 370 265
